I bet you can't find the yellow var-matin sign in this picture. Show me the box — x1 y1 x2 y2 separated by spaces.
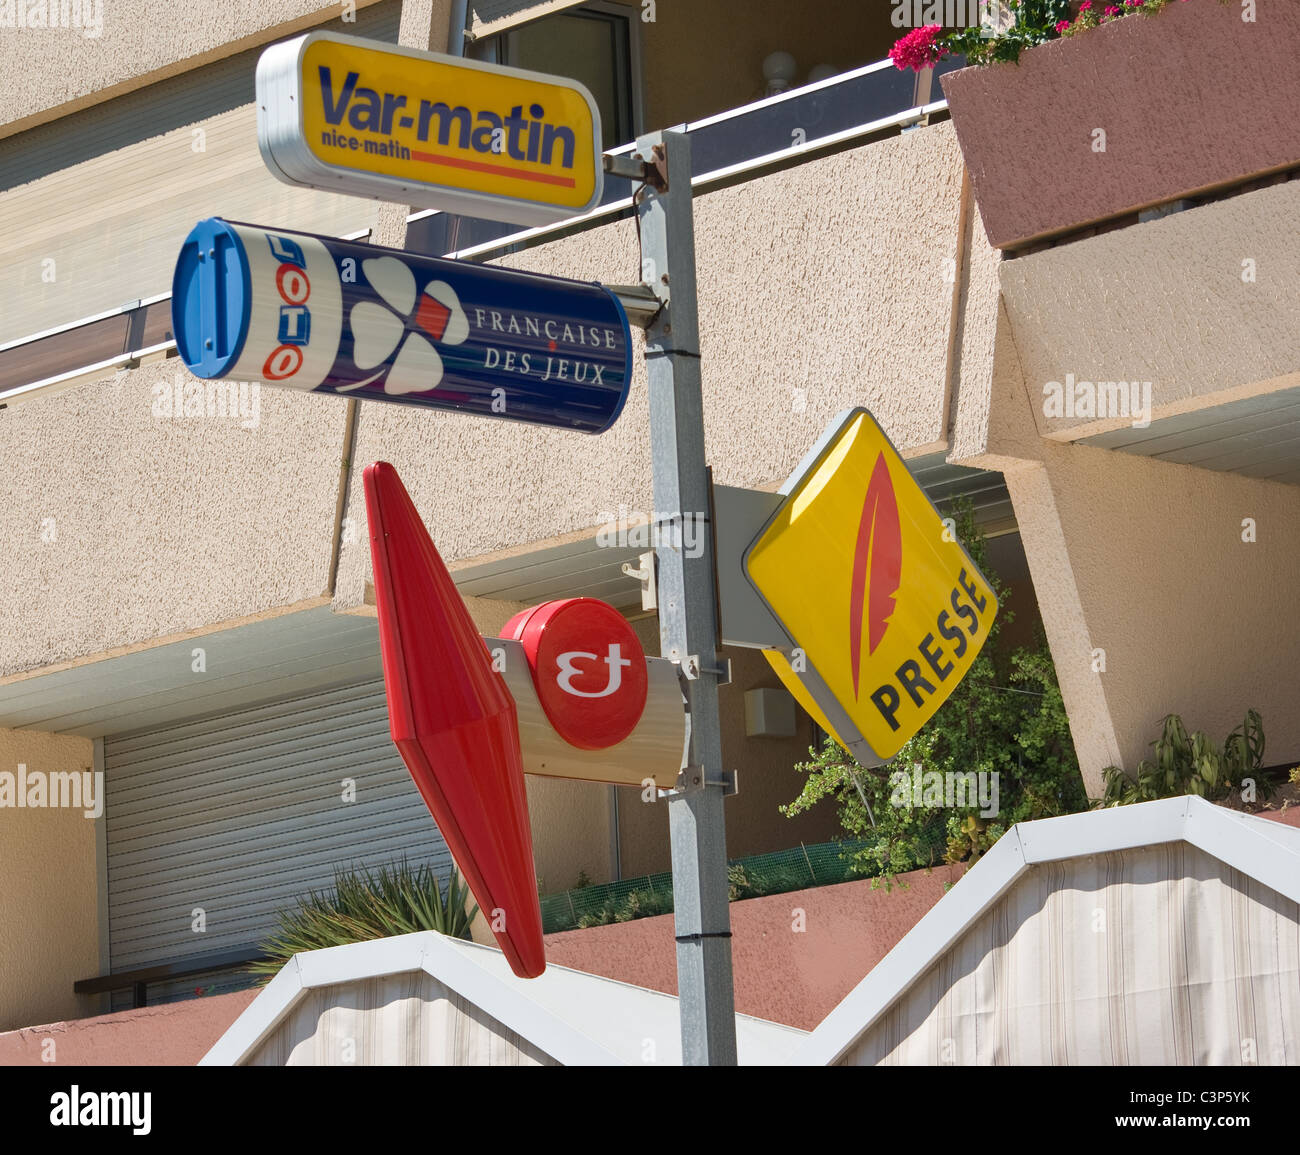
745 409 997 763
257 32 603 227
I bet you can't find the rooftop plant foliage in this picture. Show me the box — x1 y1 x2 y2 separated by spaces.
1095 710 1273 806
782 497 1088 887
890 0 1214 71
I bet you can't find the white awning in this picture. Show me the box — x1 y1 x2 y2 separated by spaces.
468 0 589 39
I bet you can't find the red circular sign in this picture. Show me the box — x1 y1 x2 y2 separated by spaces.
504 599 647 750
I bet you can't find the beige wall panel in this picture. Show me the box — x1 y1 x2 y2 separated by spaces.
0 361 348 676
948 181 1002 463
1 105 381 345
716 644 845 857
1039 441 1300 795
967 304 1300 795
526 775 612 894
1000 181 1300 443
0 0 391 137
0 727 99 1031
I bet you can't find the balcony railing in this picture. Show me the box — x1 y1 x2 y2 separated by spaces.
0 57 958 406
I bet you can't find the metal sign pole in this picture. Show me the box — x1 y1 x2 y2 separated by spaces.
633 129 738 1066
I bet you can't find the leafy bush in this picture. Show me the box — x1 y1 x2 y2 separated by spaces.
1096 710 1272 806
249 860 477 980
575 885 673 928
728 862 822 901
783 497 1087 886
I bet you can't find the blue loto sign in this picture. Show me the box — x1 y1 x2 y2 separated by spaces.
171 218 633 434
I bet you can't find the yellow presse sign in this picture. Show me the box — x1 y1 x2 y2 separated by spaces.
745 409 997 761
257 33 603 227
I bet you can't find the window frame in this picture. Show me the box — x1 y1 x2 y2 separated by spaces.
467 1 645 150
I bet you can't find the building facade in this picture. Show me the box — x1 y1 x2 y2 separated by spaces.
1 0 1295 1031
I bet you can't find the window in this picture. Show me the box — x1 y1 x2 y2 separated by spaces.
469 3 639 151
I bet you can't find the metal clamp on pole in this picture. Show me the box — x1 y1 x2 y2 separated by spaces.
681 654 732 685
606 283 664 329
602 147 669 192
665 765 738 797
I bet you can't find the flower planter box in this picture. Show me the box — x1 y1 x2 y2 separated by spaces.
939 0 1300 250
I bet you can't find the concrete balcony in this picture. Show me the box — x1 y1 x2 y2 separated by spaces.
941 0 1300 252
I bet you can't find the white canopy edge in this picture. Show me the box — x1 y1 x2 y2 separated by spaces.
202 930 807 1066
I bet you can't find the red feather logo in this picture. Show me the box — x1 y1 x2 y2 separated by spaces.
849 452 902 699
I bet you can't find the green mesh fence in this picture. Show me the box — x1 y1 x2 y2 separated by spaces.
540 828 953 934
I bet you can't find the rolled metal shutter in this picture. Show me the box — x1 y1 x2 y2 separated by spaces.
103 680 453 983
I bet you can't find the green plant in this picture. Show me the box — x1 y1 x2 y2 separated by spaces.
248 859 478 981
943 0 1072 67
892 0 1232 72
574 884 674 928
783 497 1087 886
727 864 750 901
1097 709 1271 806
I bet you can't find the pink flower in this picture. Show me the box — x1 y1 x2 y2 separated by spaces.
1055 19 1071 31
1105 3 1120 12
1079 1 1093 8
889 25 946 73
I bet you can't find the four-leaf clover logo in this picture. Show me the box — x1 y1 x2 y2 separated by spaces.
344 256 469 395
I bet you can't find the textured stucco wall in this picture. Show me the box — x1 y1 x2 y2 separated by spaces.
965 304 1300 796
0 0 392 138
0 361 348 677
948 173 1001 463
0 728 99 1031
334 122 969 608
1038 442 1300 794
0 122 970 677
1000 180 1300 442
